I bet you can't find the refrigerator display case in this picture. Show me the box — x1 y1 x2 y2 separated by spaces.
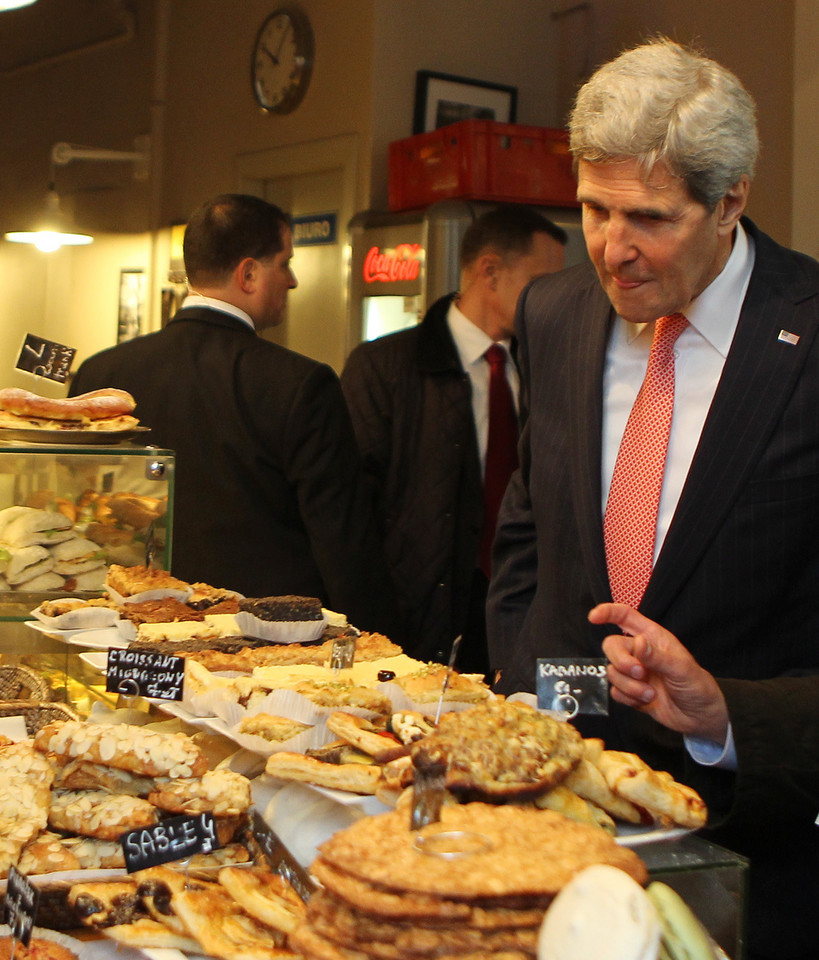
347 198 586 346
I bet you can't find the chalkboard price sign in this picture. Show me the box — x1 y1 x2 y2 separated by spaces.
249 808 315 901
15 334 76 384
4 866 39 946
106 647 185 701
121 812 219 872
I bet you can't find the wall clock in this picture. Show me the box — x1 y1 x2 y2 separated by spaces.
251 7 314 114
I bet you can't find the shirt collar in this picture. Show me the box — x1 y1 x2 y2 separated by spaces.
625 222 756 356
181 294 256 331
447 299 511 367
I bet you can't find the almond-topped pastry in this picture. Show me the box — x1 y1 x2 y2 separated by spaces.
56 759 155 796
34 719 208 779
148 769 252 817
48 790 158 840
0 741 56 876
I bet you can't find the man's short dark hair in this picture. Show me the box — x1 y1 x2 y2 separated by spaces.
459 204 568 270
183 193 291 286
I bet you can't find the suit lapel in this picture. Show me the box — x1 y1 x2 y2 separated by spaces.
644 224 819 615
567 282 614 602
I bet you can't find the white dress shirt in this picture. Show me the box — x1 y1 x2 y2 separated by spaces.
447 300 519 474
601 224 755 771
601 223 755 561
182 293 256 331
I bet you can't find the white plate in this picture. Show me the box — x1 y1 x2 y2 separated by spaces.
79 650 108 671
25 618 87 640
0 425 151 445
616 822 692 847
68 627 129 649
25 620 127 649
154 699 220 726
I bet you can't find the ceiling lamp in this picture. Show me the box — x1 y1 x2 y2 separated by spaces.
0 0 38 10
5 187 93 251
4 135 150 252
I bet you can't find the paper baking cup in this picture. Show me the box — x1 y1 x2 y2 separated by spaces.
233 611 328 643
31 603 120 631
377 680 497 716
114 618 137 642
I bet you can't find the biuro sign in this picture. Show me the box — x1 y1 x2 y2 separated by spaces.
363 243 423 283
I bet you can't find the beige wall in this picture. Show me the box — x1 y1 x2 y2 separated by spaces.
0 0 809 384
792 0 819 260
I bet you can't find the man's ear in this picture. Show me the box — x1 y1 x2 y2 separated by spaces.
716 176 750 236
475 252 502 290
235 257 258 293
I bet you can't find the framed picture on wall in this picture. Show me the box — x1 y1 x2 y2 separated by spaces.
117 268 146 343
413 70 517 134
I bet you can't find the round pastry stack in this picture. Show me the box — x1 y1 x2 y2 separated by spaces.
290 803 648 960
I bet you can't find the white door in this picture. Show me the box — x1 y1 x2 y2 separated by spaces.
236 134 359 373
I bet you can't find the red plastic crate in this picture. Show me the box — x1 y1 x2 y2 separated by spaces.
388 120 579 212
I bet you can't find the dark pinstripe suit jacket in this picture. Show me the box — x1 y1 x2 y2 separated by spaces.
487 218 819 959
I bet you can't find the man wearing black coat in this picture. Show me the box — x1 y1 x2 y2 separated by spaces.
71 193 398 636
341 206 565 671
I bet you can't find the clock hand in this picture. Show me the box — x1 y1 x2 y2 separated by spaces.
274 22 291 59
260 43 279 65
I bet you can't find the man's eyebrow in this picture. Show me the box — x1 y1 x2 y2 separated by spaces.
576 195 673 219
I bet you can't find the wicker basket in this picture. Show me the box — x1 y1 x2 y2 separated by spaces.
0 663 51 701
0 699 77 735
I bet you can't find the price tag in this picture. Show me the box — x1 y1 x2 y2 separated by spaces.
536 658 609 718
15 333 76 384
4 866 39 946
106 648 185 701
330 634 356 672
249 808 315 901
410 760 447 831
121 812 218 872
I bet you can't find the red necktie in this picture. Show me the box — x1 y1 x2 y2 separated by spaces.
480 343 518 578
604 313 688 607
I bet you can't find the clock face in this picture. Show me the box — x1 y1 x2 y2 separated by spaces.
252 9 314 114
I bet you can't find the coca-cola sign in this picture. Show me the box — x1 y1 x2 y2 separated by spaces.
363 243 423 283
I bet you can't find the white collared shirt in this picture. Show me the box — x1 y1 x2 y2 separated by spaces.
447 300 519 473
601 223 756 560
181 293 256 331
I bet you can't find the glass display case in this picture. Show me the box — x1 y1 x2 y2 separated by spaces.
0 439 175 711
0 440 174 621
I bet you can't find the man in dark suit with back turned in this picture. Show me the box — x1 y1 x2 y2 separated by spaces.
71 193 398 636
487 38 819 960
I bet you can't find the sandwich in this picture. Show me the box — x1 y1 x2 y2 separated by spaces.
50 536 107 575
0 506 73 547
19 571 66 591
68 566 108 591
5 544 56 585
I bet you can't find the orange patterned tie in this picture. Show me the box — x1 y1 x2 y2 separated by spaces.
604 313 689 607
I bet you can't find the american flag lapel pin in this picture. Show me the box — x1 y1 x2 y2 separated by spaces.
778 330 800 346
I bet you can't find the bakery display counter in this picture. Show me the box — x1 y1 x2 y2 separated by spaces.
0 575 748 959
